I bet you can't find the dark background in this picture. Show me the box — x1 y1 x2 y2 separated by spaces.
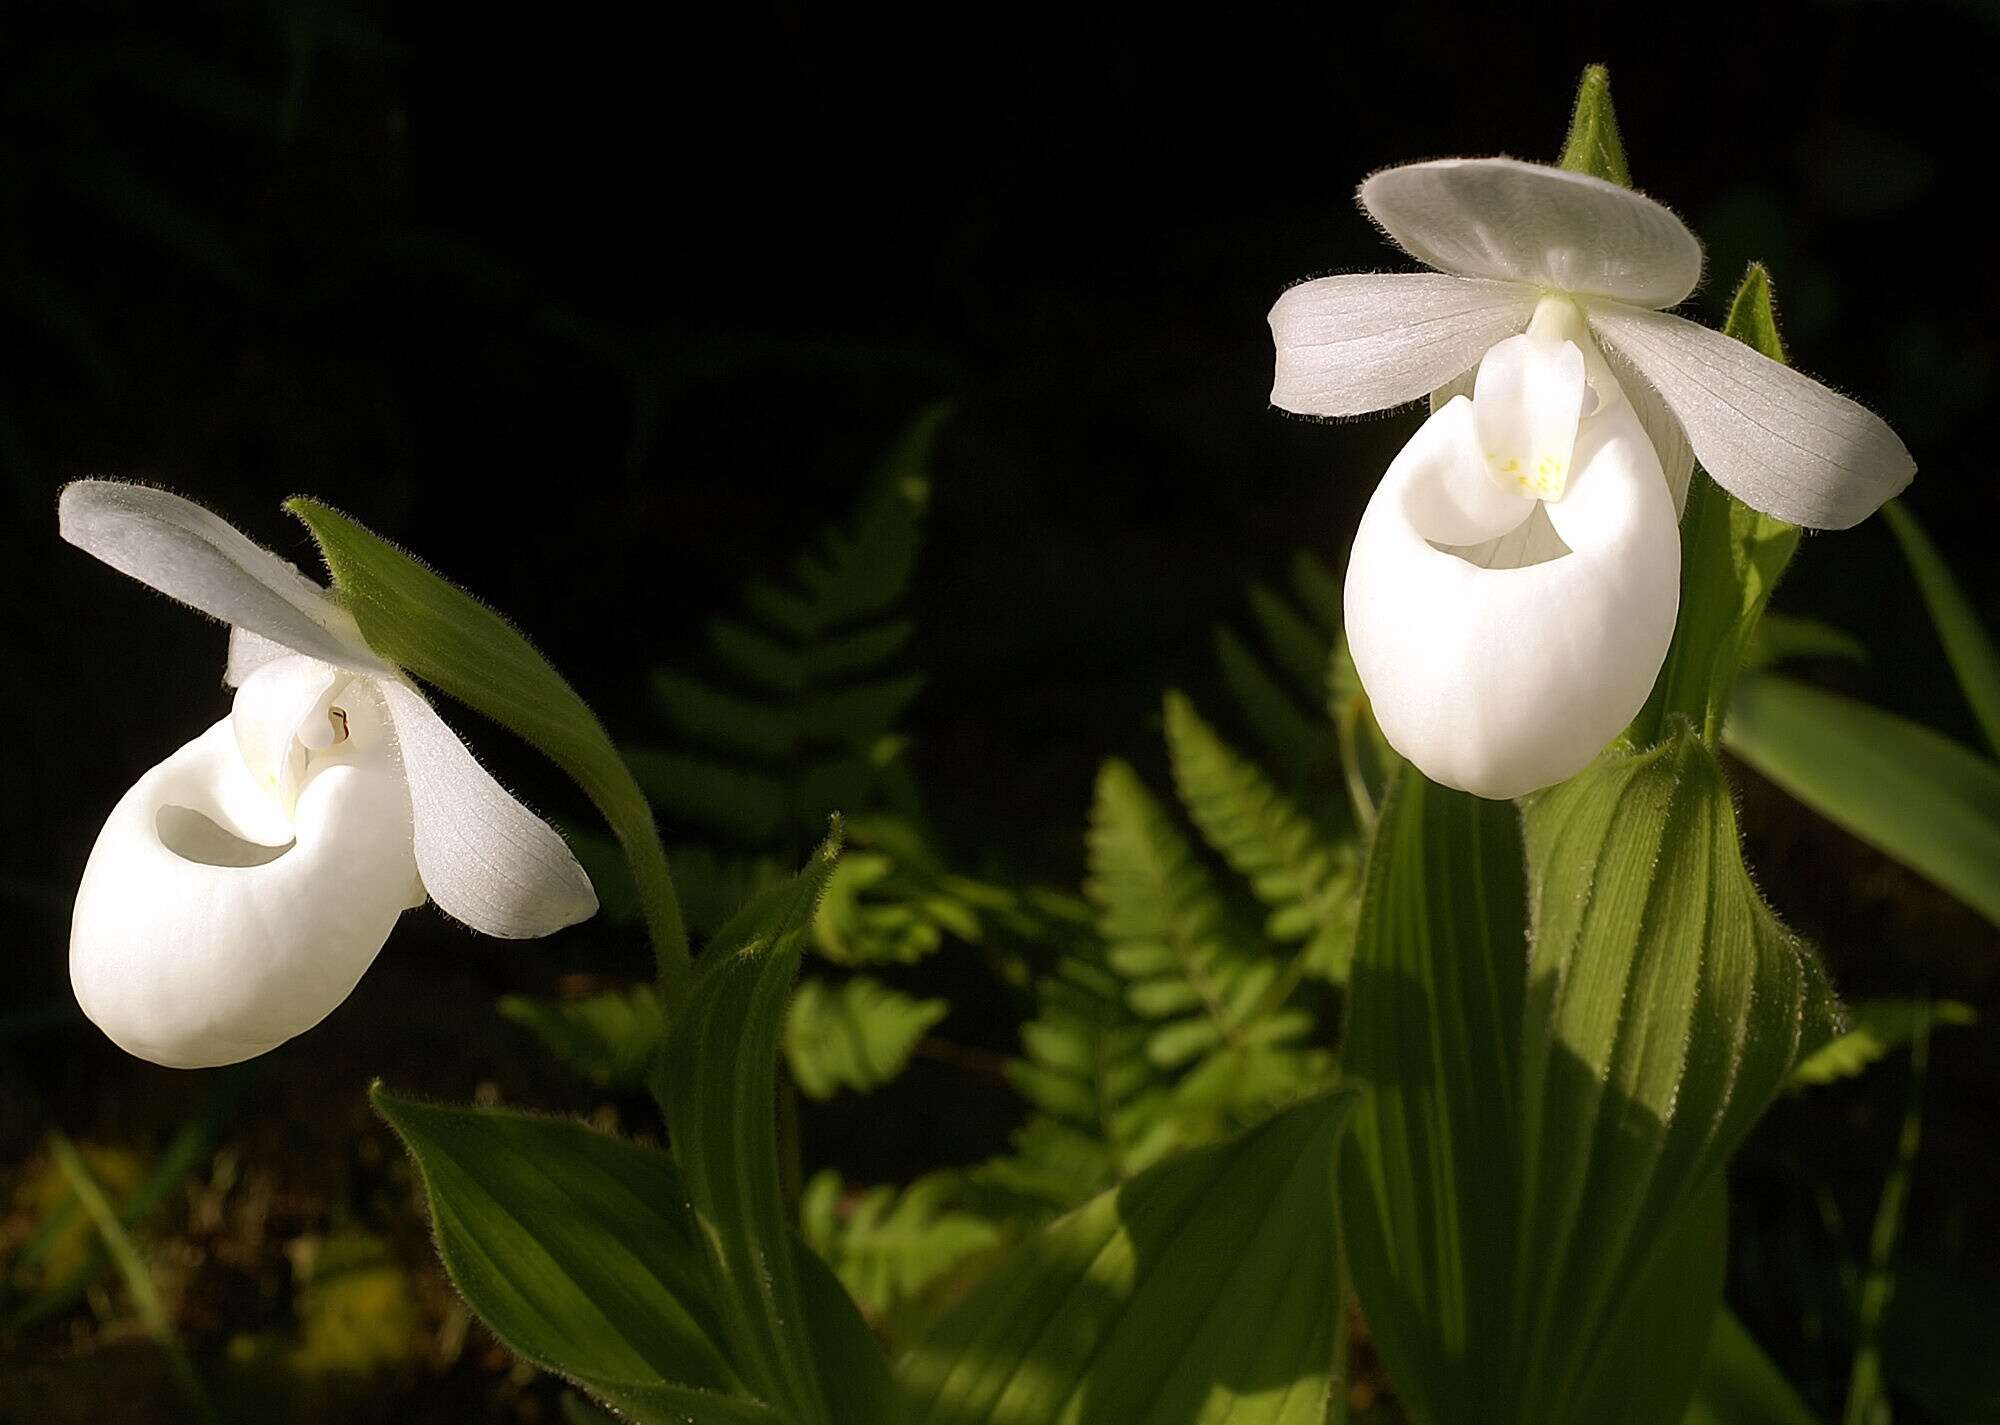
3 1 1998 1418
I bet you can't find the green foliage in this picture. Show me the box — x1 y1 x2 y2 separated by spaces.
1634 264 1801 748
798 1171 998 1321
289 498 690 984
1686 1312 1825 1425
1086 760 1326 1111
497 986 667 1092
1744 613 1867 672
1791 998 1977 1089
895 1093 1353 1425
1558 64 1631 187
627 409 945 858
1164 690 1358 984
785 976 949 1100
1726 675 2000 926
370 1091 750 1422
653 830 897 1424
1342 731 1836 1425
1882 499 2000 760
1214 551 1346 794
813 816 1027 967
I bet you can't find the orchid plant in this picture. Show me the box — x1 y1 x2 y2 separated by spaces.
54 67 1959 1425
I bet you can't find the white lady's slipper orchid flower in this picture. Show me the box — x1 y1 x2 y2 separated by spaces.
1270 158 1915 799
59 481 598 1069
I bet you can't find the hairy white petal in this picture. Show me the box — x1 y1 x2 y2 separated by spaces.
1472 331 1587 500
1585 303 1915 528
378 680 597 938
1269 272 1537 416
1360 158 1702 309
1602 340 1695 513
59 481 384 673
71 701 421 1069
225 626 298 688
1344 393 1680 799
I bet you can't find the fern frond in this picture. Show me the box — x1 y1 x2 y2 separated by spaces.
1163 691 1359 984
497 986 665 1091
799 1170 998 1321
812 816 1021 966
784 976 949 1100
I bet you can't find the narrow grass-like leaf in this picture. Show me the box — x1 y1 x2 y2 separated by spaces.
897 1092 1353 1425
1882 500 2000 759
370 1090 744 1419
656 831 895 1424
1726 674 2000 926
288 500 688 982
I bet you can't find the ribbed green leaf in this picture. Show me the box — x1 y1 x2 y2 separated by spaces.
370 1091 750 1422
1164 691 1357 982
896 1092 1353 1425
287 499 688 981
1725 674 2000 926
1633 264 1800 747
1337 769 1528 1425
1685 1311 1823 1425
1792 998 1977 1088
800 1172 999 1319
1557 64 1631 186
1513 729 1835 1423
499 986 666 1091
655 831 895 1424
785 976 948 1100
1882 500 2000 759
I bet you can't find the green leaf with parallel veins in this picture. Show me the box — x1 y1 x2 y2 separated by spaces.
1164 691 1357 982
896 1092 1353 1425
655 830 895 1425
1558 64 1632 186
1684 1310 1824 1425
1725 674 2000 926
1632 264 1801 748
288 499 689 982
1513 729 1835 1424
1883 499 2000 759
785 976 948 1100
370 1090 750 1422
1337 768 1529 1425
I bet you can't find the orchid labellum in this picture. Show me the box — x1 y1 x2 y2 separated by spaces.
1270 158 1915 799
60 482 597 1069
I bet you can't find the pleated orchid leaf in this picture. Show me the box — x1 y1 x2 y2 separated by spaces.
1270 73 1913 799
59 481 597 1069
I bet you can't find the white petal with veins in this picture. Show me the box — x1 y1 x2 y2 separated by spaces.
1585 301 1915 529
70 692 422 1069
1269 272 1537 416
59 481 386 674
378 679 597 939
1344 390 1680 799
1360 158 1702 309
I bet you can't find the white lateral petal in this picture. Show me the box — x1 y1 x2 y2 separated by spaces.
71 702 420 1068
378 679 597 938
59 481 385 673
1269 272 1537 416
1602 340 1695 513
1585 303 1915 528
1344 386 1680 799
1473 331 1587 500
1360 158 1702 309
